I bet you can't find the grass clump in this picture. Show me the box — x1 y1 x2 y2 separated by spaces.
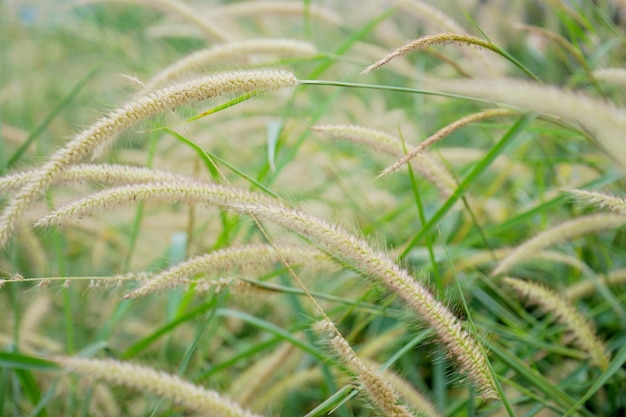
1 1 625 416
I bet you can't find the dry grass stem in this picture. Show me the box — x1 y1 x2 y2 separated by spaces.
492 214 626 276
362 33 496 74
0 69 297 249
37 181 497 397
377 109 516 177
567 189 626 216
315 320 416 417
55 356 263 417
124 244 333 299
312 124 456 197
504 277 611 370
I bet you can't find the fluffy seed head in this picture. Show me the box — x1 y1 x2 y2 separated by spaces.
0 69 297 249
37 181 497 397
493 214 626 276
362 33 495 74
504 277 610 370
55 356 262 417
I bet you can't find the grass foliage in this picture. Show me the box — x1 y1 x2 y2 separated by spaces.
1 1 626 416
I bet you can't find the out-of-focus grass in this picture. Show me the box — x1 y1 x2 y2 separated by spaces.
1 1 625 416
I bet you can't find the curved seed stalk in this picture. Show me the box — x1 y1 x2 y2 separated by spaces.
55 356 262 417
377 109 516 177
504 277 610 370
37 181 497 397
492 214 626 276
0 69 297 249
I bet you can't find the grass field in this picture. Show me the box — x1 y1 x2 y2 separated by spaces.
1 1 625 416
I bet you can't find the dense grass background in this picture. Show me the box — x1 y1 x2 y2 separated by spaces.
1 1 625 416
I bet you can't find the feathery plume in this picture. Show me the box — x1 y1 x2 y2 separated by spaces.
55 356 263 417
504 277 610 370
72 0 232 41
362 33 496 74
37 181 497 397
229 343 295 405
492 214 626 276
315 320 416 417
389 0 465 33
422 77 626 171
362 358 441 417
388 0 502 77
311 124 456 197
211 1 341 25
0 69 297 249
144 39 316 91
0 164 200 193
593 68 626 87
566 268 626 300
376 109 516 177
124 244 333 299
567 189 626 216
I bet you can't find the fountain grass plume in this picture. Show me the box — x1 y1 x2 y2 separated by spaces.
377 109 516 177
593 68 626 87
567 189 626 216
504 277 610 370
0 69 297 249
37 181 497 397
315 320 416 417
422 77 626 171
55 356 263 417
492 214 626 276
362 33 498 74
0 163 201 193
144 39 317 91
211 1 341 25
311 124 456 197
566 268 626 300
124 244 334 299
73 0 233 42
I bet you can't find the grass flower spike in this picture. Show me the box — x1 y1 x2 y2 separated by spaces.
37 181 497 398
315 320 416 417
377 109 516 177
567 189 626 216
0 164 200 193
362 33 497 74
492 214 626 276
124 244 333 299
55 356 262 417
6 2 625 414
0 69 297 249
423 77 626 171
504 278 610 370
311 124 456 197
144 39 316 91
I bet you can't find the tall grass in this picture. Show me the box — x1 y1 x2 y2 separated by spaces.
1 1 625 416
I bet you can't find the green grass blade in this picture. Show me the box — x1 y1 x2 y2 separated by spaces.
400 113 537 259
8 64 100 168
0 353 57 371
563 342 626 417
